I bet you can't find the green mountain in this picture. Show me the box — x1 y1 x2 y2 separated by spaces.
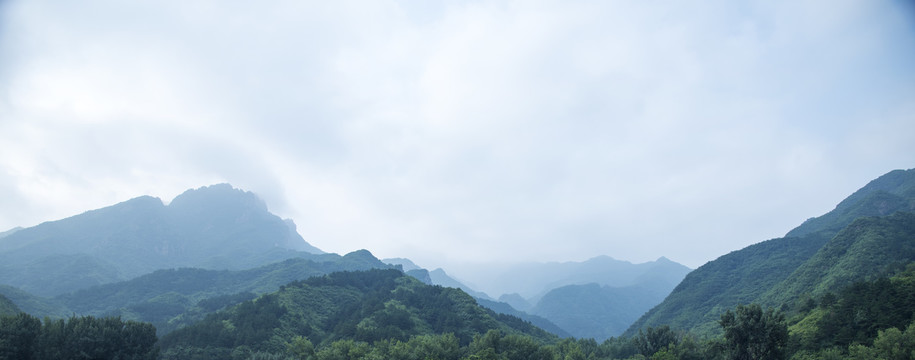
157 269 558 359
0 184 322 297
762 211 915 307
626 168 915 336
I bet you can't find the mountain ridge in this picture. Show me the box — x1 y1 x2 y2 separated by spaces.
0 184 323 296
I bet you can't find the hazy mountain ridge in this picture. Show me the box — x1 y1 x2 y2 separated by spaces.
627 168 915 336
532 282 671 340
0 184 322 296
460 255 691 302
384 258 572 337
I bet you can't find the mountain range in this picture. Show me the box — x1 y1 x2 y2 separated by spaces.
2 167 913 357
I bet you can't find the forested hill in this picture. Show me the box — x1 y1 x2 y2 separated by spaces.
626 168 915 336
158 269 558 359
0 184 323 297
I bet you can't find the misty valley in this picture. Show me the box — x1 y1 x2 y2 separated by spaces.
2 168 915 360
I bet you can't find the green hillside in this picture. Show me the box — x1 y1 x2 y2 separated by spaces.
158 269 559 359
626 168 915 336
625 232 829 336
762 211 915 307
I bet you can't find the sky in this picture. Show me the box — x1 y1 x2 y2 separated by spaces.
0 0 913 274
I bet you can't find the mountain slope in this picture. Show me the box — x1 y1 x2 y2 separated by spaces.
0 184 322 296
158 269 558 358
762 211 915 306
625 232 830 335
626 168 915 336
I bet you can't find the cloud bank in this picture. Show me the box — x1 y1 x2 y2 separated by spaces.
1 0 913 270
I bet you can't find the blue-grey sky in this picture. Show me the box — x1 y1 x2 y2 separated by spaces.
0 0 913 271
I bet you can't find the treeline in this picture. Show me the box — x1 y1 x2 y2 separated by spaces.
7 266 915 360
0 313 158 360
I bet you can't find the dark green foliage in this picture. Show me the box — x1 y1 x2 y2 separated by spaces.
197 292 257 312
0 313 158 360
0 312 40 360
719 304 787 360
789 265 915 353
635 325 679 357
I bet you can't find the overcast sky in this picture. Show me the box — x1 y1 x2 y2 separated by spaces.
1 0 913 272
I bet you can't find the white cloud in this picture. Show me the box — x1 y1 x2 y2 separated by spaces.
0 0 912 271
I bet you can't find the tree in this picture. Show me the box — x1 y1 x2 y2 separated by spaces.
719 304 787 360
287 336 315 360
635 325 679 357
0 313 41 360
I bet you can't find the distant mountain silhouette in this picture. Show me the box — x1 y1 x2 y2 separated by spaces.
0 184 322 296
491 256 691 340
